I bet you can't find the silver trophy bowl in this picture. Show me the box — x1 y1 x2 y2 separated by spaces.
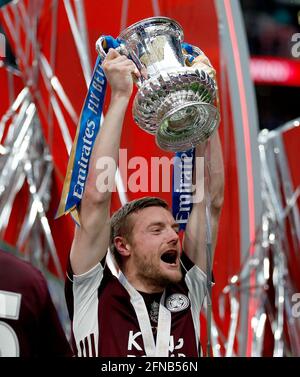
96 16 220 152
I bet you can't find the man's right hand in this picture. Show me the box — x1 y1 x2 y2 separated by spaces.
102 49 140 100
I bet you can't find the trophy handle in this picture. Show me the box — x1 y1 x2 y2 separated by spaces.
95 36 128 60
182 43 214 69
95 36 143 87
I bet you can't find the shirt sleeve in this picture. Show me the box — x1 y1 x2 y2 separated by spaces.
181 252 207 312
65 262 104 356
180 250 216 323
180 252 208 353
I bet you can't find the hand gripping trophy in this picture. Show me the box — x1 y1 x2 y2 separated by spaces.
96 16 220 152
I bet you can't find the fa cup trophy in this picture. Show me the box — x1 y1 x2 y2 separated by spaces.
96 16 220 152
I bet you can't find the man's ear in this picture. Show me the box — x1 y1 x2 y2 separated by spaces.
114 236 131 257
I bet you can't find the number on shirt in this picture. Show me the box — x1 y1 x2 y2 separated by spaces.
0 321 19 356
0 291 21 357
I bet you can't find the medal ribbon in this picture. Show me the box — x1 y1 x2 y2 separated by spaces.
118 272 171 357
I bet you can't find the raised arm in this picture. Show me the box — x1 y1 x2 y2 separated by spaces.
183 130 224 272
70 49 140 275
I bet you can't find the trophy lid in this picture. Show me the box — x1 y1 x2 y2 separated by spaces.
119 16 183 42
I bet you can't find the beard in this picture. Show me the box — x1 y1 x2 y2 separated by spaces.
134 253 182 289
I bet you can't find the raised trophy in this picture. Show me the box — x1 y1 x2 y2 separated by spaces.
96 16 220 152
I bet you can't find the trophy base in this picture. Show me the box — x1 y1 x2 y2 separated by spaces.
133 68 219 151
156 101 219 152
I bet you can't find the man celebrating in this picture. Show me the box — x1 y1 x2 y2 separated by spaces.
65 48 224 357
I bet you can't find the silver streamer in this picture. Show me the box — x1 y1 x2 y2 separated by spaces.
221 118 300 356
0 0 128 338
0 0 81 336
0 87 64 276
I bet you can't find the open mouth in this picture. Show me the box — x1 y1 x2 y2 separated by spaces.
161 250 178 265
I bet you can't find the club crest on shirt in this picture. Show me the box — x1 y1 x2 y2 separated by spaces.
166 293 190 312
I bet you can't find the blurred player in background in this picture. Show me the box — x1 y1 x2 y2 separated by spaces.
0 249 73 357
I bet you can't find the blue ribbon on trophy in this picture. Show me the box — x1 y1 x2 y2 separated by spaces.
172 148 196 231
56 36 121 222
171 43 201 231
